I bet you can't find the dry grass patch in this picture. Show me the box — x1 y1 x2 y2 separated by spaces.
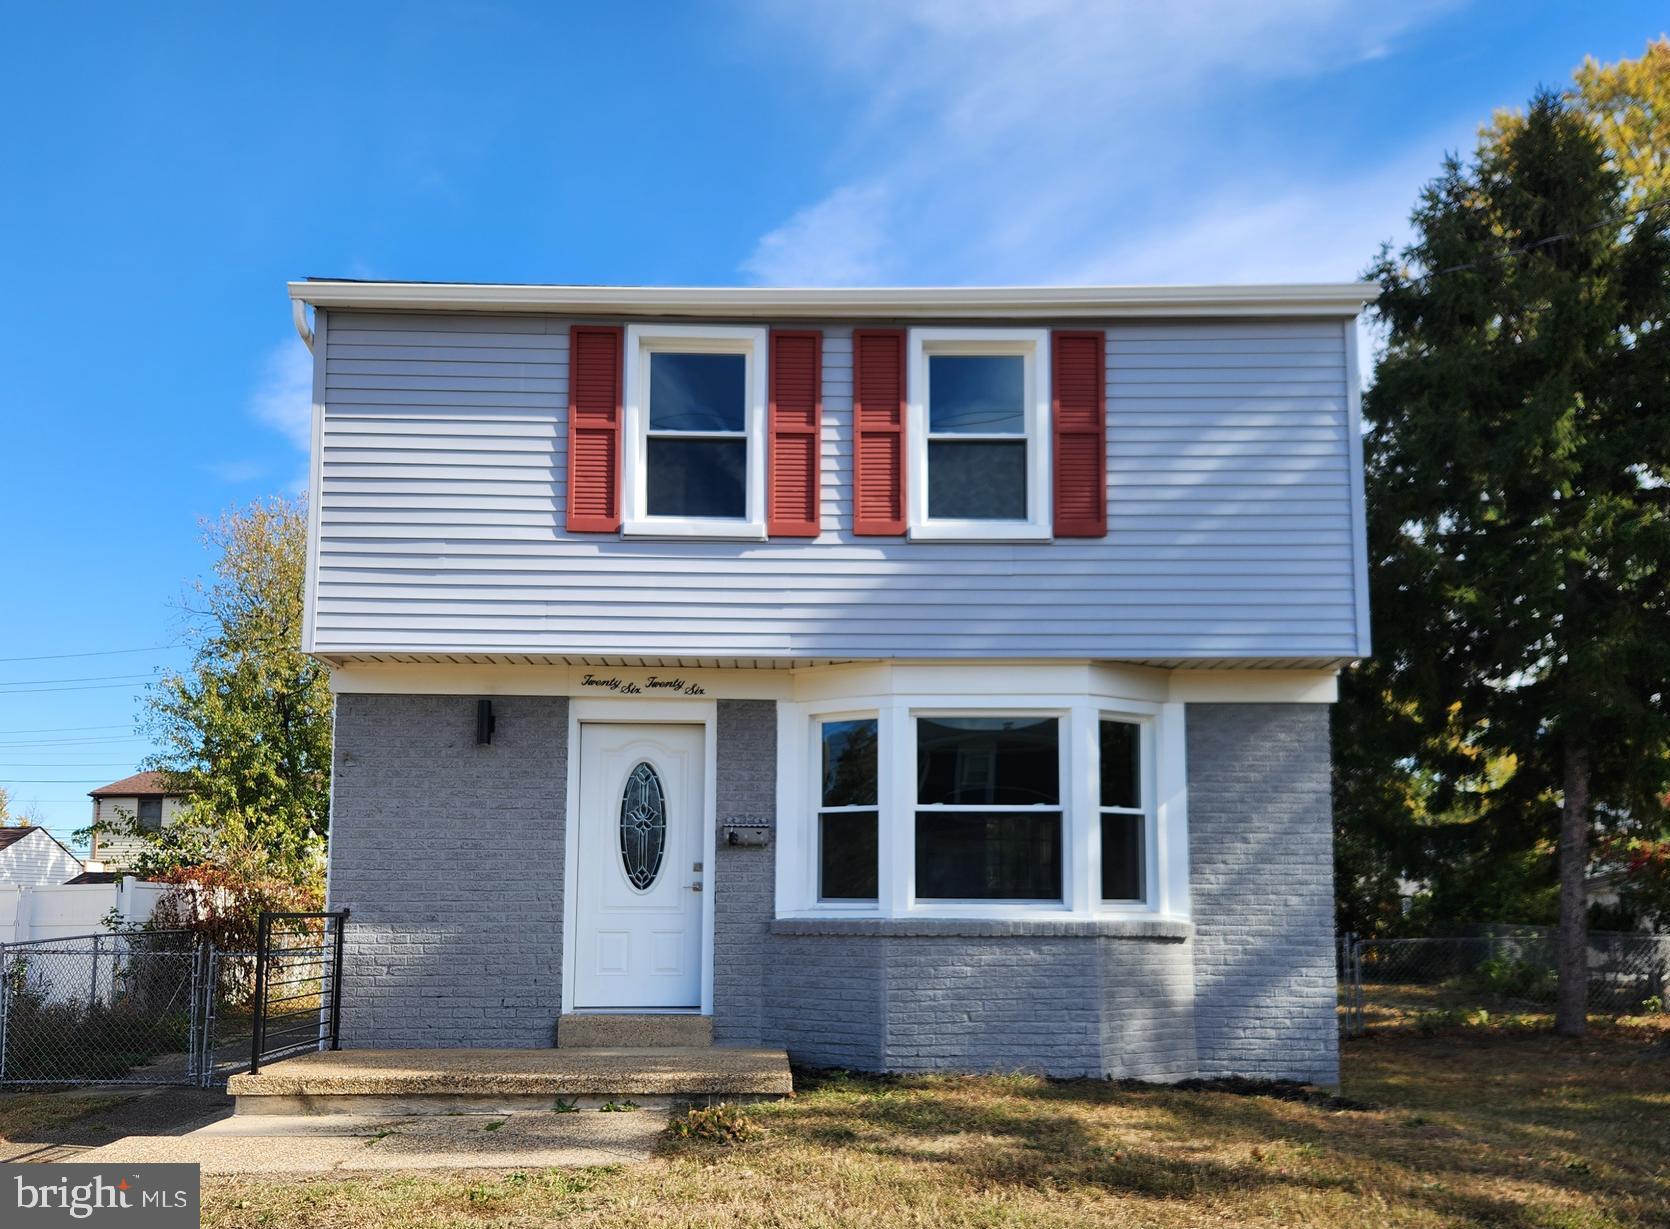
180 1022 1666 1227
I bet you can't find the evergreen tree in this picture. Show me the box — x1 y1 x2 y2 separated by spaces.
1359 88 1670 1034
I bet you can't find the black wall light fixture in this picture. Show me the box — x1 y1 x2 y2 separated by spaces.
476 699 496 745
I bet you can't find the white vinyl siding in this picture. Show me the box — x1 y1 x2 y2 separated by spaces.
309 312 1363 663
0 830 83 887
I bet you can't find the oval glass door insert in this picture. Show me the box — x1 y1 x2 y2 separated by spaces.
619 761 668 891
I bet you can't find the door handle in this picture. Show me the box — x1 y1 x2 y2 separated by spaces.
689 880 703 892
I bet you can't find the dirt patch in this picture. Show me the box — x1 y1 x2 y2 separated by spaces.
1140 1076 1378 1112
1 1084 232 1158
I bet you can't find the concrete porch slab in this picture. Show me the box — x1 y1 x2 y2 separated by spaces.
227 1046 792 1115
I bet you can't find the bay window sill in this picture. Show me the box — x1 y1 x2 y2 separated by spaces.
771 916 1192 940
621 518 767 541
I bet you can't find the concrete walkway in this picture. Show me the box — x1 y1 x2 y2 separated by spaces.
74 1108 663 1174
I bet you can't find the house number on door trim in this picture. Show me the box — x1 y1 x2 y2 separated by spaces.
619 761 668 891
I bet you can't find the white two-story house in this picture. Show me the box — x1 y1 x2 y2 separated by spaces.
293 279 1371 1082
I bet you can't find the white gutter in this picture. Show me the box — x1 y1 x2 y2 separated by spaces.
287 280 1376 319
292 298 314 351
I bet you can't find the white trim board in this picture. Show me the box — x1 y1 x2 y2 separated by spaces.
327 660 1339 705
290 280 1376 319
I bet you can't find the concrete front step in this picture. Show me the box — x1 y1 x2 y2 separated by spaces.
226 1046 791 1116
557 1013 713 1049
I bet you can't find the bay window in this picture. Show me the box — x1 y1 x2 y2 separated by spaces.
781 687 1184 921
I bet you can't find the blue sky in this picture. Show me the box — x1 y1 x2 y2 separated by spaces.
0 2 1663 852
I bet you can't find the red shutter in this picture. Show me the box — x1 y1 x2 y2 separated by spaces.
768 330 822 537
851 328 907 536
566 325 624 533
1052 330 1107 538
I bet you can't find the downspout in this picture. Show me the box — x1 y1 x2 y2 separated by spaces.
292 298 315 352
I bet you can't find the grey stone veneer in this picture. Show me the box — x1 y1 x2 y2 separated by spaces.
328 694 568 1047
326 694 1338 1081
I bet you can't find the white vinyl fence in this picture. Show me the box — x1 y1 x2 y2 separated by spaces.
0 876 165 945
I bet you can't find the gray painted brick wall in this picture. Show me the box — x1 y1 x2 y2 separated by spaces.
883 937 1105 1074
712 699 776 1046
1100 936 1198 1080
325 692 1339 1081
328 694 568 1048
1186 702 1339 1084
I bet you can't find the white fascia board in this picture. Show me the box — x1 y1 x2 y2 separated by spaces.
288 280 1377 319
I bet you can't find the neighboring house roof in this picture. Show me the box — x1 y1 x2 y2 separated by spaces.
66 870 125 885
0 824 81 862
88 771 185 799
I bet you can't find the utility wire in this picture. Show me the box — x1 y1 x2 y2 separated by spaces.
0 732 149 741
0 645 182 663
0 724 134 735
0 763 155 769
4 778 148 784
0 673 160 687
1392 195 1670 286
0 682 166 695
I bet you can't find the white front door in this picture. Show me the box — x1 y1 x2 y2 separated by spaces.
573 722 705 1010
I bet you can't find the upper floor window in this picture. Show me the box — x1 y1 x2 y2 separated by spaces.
623 325 767 538
908 328 1051 542
137 798 164 832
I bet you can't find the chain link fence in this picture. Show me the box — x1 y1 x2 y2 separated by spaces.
0 931 205 1084
1340 927 1670 1035
0 914 345 1087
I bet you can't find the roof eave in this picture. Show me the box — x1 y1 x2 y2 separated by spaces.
288 280 1377 319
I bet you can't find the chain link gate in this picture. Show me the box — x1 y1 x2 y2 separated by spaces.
0 912 350 1087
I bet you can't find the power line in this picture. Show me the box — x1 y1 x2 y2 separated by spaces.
0 645 182 664
0 673 161 688
1394 194 1670 286
0 738 152 748
0 682 164 695
0 724 135 735
3 779 136 784
0 763 153 769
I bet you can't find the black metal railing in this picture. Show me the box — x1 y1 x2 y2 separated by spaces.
249 909 348 1074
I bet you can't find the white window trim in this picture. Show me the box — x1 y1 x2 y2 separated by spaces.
622 323 768 540
776 686 1189 922
907 327 1052 542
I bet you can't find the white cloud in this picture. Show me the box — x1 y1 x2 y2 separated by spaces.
1061 147 1452 286
250 338 313 453
743 182 893 286
247 338 314 493
740 0 1463 286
